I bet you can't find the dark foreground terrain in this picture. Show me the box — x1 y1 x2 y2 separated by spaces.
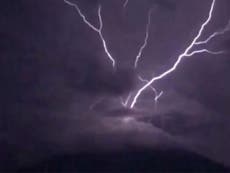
6 148 229 172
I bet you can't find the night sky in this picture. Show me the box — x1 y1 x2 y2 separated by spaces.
1 0 230 171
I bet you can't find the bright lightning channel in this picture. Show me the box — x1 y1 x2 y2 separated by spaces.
138 76 163 111
138 76 163 103
185 49 225 57
64 0 116 68
134 9 152 68
130 0 227 109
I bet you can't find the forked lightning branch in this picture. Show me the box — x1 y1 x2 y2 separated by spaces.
64 0 230 110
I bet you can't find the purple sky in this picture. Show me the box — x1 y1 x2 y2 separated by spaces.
1 0 230 169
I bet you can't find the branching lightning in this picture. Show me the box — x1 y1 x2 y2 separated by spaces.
138 76 163 110
138 76 163 103
64 0 116 68
130 0 228 108
64 0 229 112
120 92 132 107
134 9 152 68
195 19 230 45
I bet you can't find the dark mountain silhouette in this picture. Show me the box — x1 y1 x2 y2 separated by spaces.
13 148 229 172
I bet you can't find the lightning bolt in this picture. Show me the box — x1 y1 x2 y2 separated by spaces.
64 0 116 68
185 49 225 57
134 9 153 68
64 0 228 111
138 76 163 109
195 19 230 45
123 0 129 8
130 0 228 109
120 92 132 107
